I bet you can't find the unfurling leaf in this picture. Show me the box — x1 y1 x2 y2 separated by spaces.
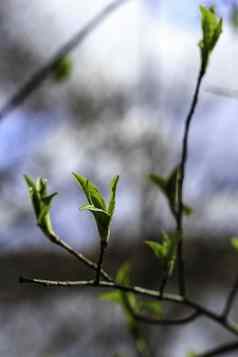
108 175 120 217
116 261 131 285
231 237 238 252
73 173 119 242
140 300 162 318
199 5 223 74
52 56 73 82
24 175 58 242
145 232 180 276
99 290 122 303
149 166 192 218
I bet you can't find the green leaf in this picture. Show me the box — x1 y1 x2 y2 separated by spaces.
145 240 167 260
73 173 119 242
52 56 73 82
140 300 162 318
24 175 58 242
199 5 223 74
231 238 238 252
145 232 179 276
116 262 131 285
107 175 120 216
149 167 192 217
79 203 109 215
73 173 106 210
186 352 198 357
99 290 122 304
148 174 167 194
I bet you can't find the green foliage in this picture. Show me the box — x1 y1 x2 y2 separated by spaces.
149 166 192 218
186 352 198 357
199 5 223 74
73 173 119 242
101 262 162 319
52 56 73 82
24 176 58 242
145 232 179 276
116 261 131 285
231 237 238 252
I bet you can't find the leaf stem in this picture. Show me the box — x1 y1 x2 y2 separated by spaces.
53 234 112 282
95 240 108 284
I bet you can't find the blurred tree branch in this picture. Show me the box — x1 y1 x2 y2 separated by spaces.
0 0 132 121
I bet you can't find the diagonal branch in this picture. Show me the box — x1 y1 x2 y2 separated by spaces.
0 0 132 120
54 236 113 282
196 340 238 357
222 274 238 320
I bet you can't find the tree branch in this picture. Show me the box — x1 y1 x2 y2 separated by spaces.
54 236 113 282
176 68 205 297
196 340 238 357
19 276 238 337
222 274 238 320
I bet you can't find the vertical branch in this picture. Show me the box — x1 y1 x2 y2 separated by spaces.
95 240 108 284
176 68 205 297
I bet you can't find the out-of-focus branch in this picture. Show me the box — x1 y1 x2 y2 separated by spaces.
0 0 132 120
196 340 238 357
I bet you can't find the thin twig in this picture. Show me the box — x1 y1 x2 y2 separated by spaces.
126 298 201 325
221 274 238 320
196 340 238 357
95 240 107 284
176 68 205 297
0 0 132 120
133 310 200 325
54 236 113 282
19 276 238 337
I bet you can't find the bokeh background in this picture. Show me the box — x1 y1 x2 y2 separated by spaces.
1 0 238 356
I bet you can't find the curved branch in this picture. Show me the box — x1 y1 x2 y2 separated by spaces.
19 277 238 337
0 0 132 120
196 340 238 357
222 274 238 319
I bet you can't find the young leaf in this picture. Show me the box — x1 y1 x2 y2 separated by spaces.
73 173 106 210
199 5 223 74
145 232 179 276
99 290 122 304
52 56 73 82
148 174 167 194
24 175 58 242
107 175 120 217
140 300 162 318
149 166 192 217
231 237 238 252
116 262 131 285
73 172 119 242
145 240 167 260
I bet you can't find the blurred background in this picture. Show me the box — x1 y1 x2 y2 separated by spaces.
1 0 238 356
